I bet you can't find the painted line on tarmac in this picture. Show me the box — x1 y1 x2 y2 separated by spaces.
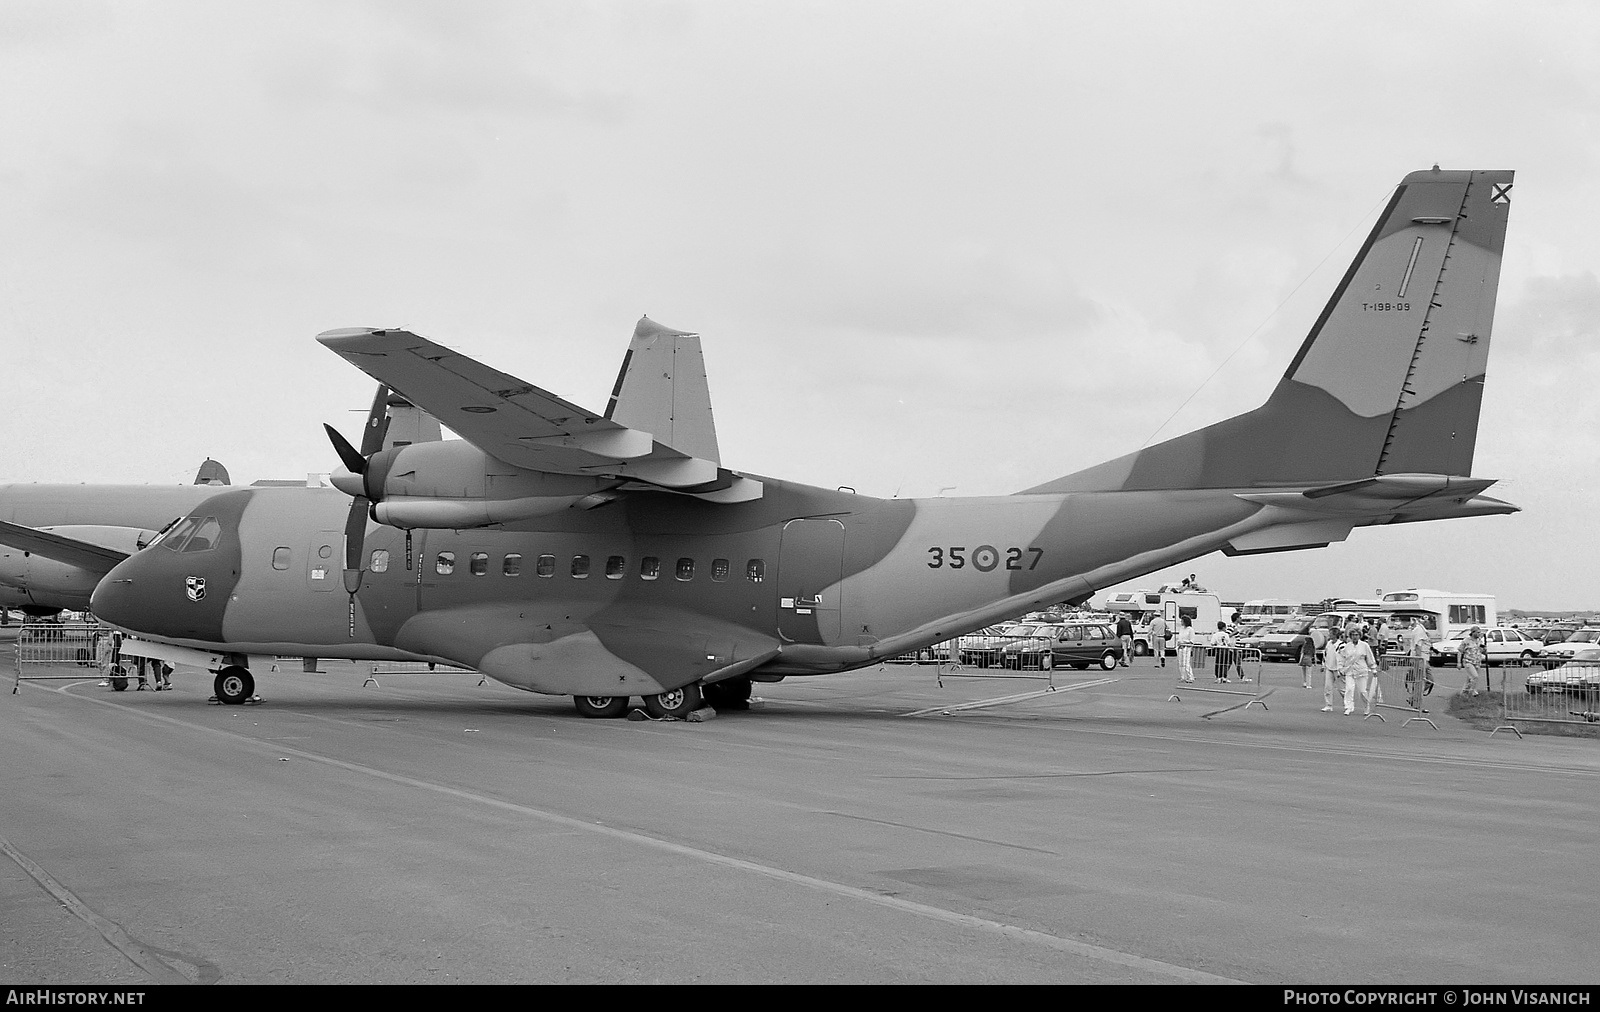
0 832 194 985
1015 720 1600 777
36 681 1243 985
901 678 1116 717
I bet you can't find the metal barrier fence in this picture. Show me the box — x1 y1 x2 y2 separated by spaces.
1496 658 1600 731
12 621 109 692
1365 651 1435 727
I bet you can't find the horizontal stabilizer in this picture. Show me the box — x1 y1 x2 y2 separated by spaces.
0 522 130 575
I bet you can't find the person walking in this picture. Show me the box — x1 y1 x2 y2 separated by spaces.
1343 628 1377 714
1294 627 1315 689
1459 625 1485 697
1149 614 1168 668
1176 616 1196 682
1116 614 1135 667
1321 628 1344 712
1405 617 1432 711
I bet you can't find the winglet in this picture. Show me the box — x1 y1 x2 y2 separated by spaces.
604 317 721 464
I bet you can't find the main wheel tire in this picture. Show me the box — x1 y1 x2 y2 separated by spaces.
1100 652 1118 671
643 683 704 720
214 666 254 705
573 695 630 718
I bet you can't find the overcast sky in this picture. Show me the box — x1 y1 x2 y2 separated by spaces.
2 1 1596 611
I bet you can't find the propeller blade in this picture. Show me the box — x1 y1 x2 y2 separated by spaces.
343 495 369 574
359 384 392 457
325 424 368 476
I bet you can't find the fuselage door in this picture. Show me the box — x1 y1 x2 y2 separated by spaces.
777 517 845 644
308 531 340 593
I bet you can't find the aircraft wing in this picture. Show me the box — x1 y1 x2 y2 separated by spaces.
318 328 740 492
0 521 130 575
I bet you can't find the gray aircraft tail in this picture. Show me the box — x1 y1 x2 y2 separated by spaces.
1026 167 1514 494
193 458 230 486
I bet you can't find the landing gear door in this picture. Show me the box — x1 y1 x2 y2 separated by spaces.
777 518 845 644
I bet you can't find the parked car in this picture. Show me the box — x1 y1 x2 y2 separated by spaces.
1431 626 1545 666
1525 647 1600 694
1541 627 1600 663
1045 622 1124 671
1252 620 1314 663
957 626 1012 667
997 623 1059 669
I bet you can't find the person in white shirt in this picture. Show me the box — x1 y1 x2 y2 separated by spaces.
1322 628 1345 712
1176 616 1196 682
1344 628 1379 715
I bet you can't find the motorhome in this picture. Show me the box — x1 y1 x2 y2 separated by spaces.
1240 599 1301 621
1380 589 1496 643
1103 589 1222 655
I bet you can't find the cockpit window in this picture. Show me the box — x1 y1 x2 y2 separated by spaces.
180 517 222 553
159 516 202 552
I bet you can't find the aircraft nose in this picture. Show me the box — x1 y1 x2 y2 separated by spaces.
91 491 250 644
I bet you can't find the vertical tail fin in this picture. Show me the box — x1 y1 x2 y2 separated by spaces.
1027 167 1513 493
604 316 721 464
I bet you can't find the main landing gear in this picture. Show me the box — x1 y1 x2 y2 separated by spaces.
572 678 751 719
214 665 254 705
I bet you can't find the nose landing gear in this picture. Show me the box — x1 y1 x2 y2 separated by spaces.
213 665 254 705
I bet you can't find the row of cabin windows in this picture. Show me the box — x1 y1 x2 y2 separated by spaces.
415 552 765 583
270 546 767 583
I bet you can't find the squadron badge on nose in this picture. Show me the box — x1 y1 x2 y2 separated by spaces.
185 576 206 602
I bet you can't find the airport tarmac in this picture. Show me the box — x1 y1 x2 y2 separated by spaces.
2 652 1597 985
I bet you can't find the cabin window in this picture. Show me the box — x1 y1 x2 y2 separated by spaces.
571 555 590 579
536 554 555 578
502 554 522 577
370 549 389 573
605 556 626 579
470 552 488 576
272 547 292 570
640 556 660 581
435 552 455 575
711 558 729 582
746 559 765 583
676 557 695 581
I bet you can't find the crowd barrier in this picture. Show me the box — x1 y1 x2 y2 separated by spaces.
1494 658 1600 733
12 621 108 693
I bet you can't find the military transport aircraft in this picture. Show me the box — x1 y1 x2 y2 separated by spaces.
0 459 233 616
92 167 1518 719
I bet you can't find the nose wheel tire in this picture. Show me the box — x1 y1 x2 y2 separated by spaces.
643 683 704 720
214 666 254 705
573 695 630 718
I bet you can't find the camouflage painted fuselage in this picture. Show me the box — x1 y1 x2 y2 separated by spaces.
90 167 1520 697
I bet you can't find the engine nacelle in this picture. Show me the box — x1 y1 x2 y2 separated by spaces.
335 440 616 530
